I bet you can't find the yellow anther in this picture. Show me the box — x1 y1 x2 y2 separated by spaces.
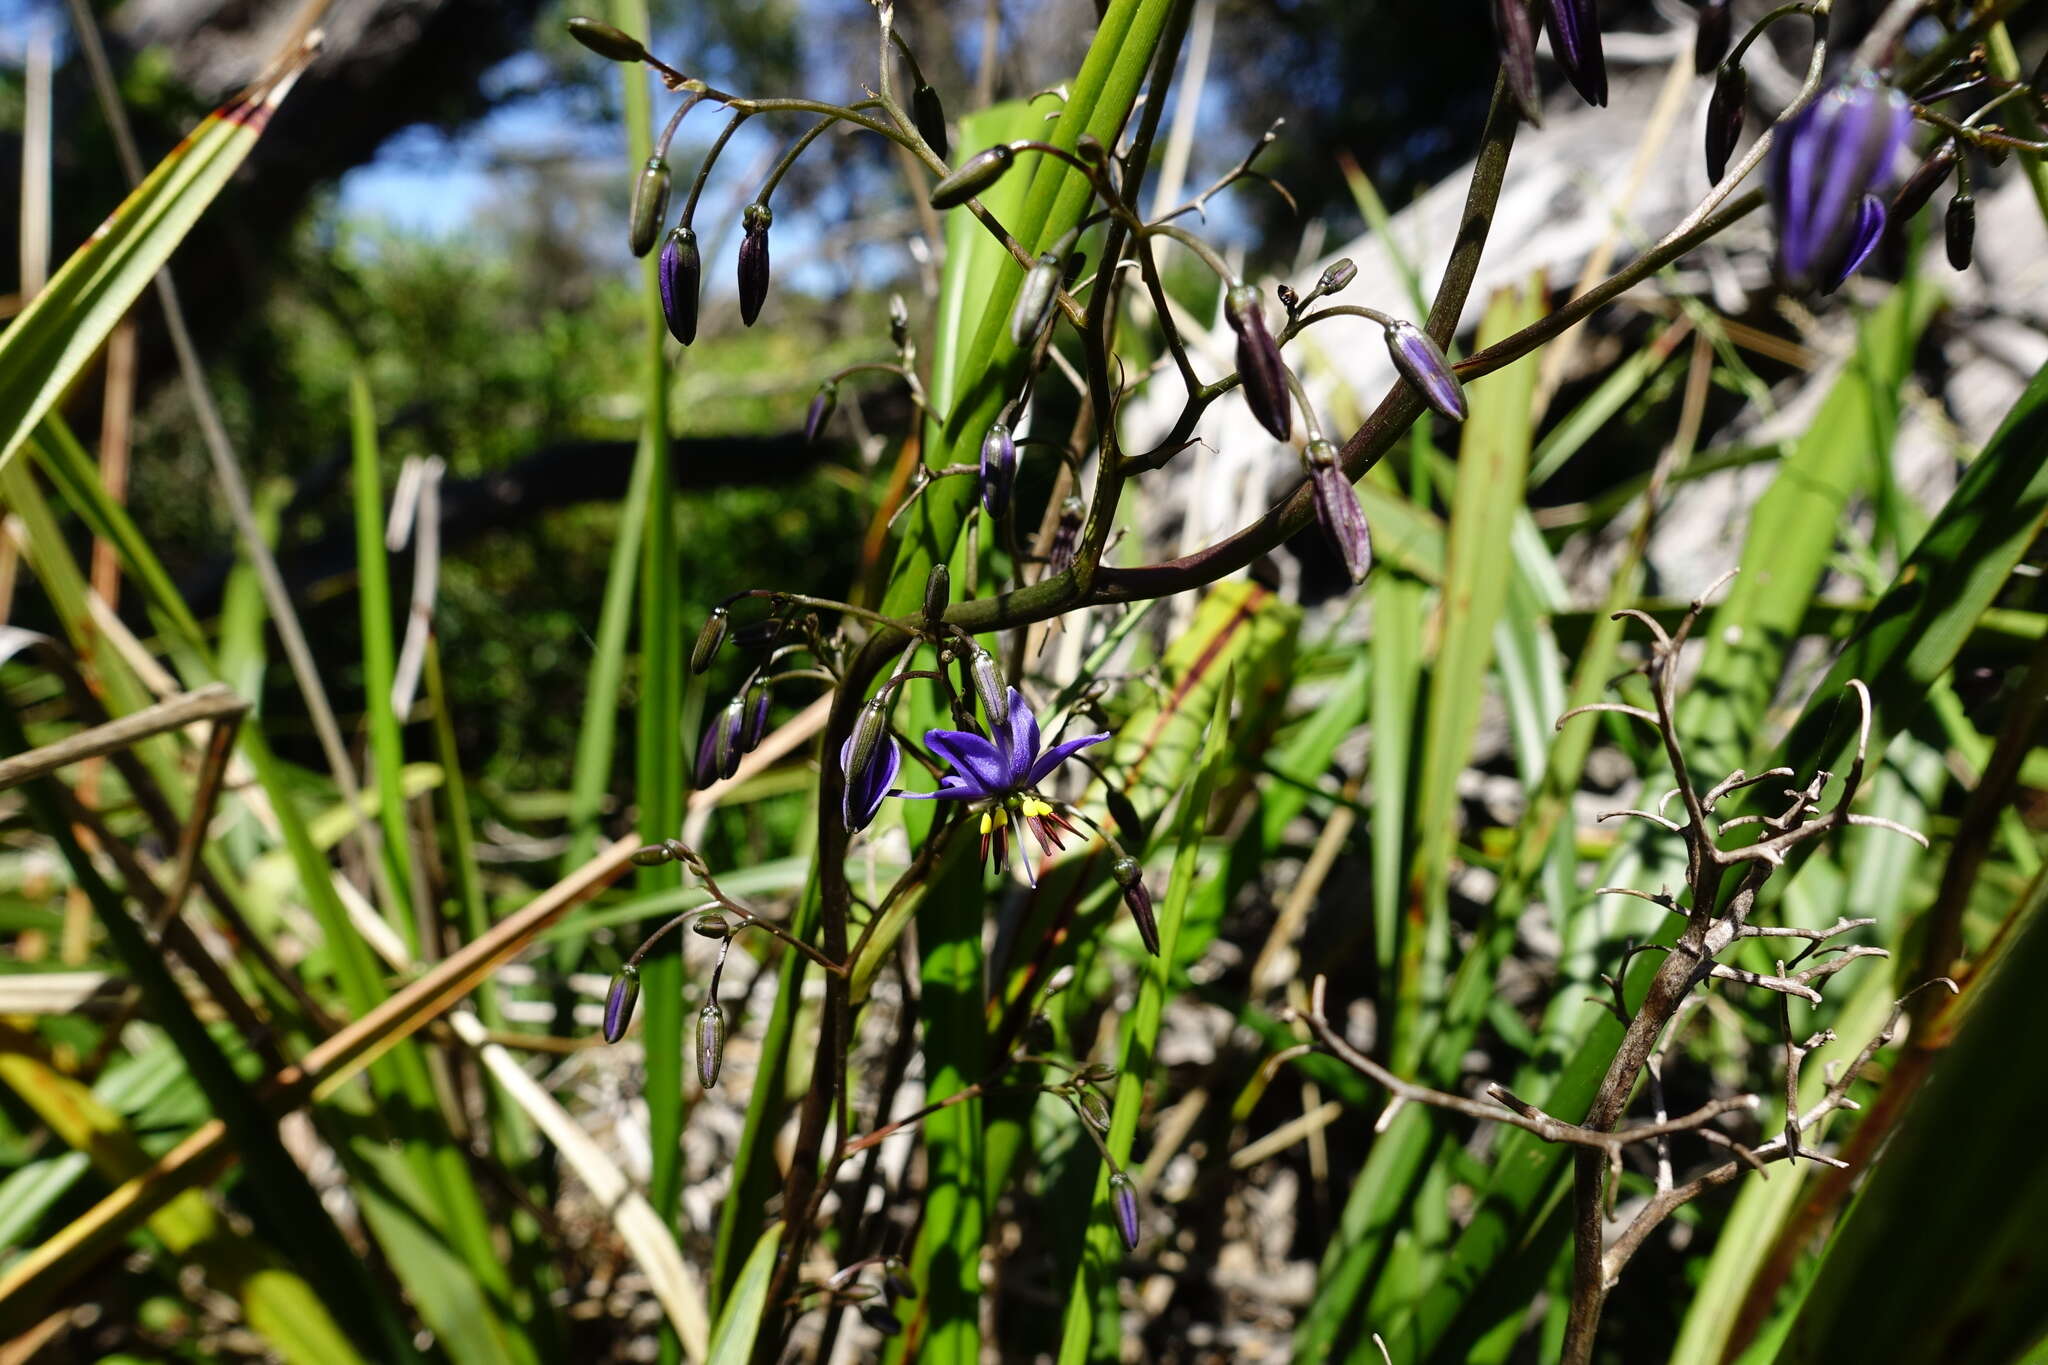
979 811 993 835
1022 797 1052 818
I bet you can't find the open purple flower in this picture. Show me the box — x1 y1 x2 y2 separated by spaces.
900 686 1108 879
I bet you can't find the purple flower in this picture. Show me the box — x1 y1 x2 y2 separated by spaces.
900 686 1108 879
840 700 902 835
660 226 701 346
1768 75 1913 295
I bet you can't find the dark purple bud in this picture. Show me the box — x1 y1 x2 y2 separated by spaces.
1946 191 1975 269
930 145 1016 210
1305 441 1374 586
693 714 722 788
805 383 837 444
742 684 770 753
969 647 1008 734
839 729 900 835
1277 284 1301 315
1889 141 1958 227
567 17 647 62
1046 495 1084 577
861 1304 903 1337
659 225 702 346
1317 258 1357 296
730 617 785 651
1705 63 1748 184
1112 855 1159 956
883 1271 919 1302
1819 194 1886 296
912 83 948 160
693 914 731 940
1769 74 1913 295
979 423 1017 518
1541 0 1607 108
1225 284 1292 443
1493 0 1543 125
697 1002 726 1088
1109 1172 1140 1251
629 156 671 259
737 202 773 326
602 964 640 1043
1384 321 1467 421
1077 1088 1111 1131
1693 0 1730 76
1012 253 1062 347
923 564 950 624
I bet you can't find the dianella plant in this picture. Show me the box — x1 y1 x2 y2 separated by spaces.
5 0 2048 1363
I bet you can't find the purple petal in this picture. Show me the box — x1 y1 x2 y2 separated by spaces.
843 735 901 833
1542 0 1607 107
925 728 1009 796
899 774 980 801
1822 195 1886 294
1003 687 1040 786
1026 731 1110 787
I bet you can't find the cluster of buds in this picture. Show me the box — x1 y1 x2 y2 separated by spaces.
1491 0 1607 122
801 1256 919 1338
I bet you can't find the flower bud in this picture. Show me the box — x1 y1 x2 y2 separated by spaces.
1112 855 1160 956
889 293 911 350
1024 1012 1056 1052
690 607 728 675
659 225 701 345
969 647 1008 734
912 83 948 159
862 1303 903 1337
737 202 773 326
1384 321 1467 421
698 695 747 786
1043 964 1076 997
697 1002 726 1088
1046 495 1084 577
883 1270 919 1302
567 17 647 62
1704 63 1747 184
1306 440 1374 586
629 156 671 259
1077 1063 1118 1084
1076 1088 1111 1131
1277 284 1300 315
805 384 838 444
693 914 731 940
630 843 675 866
1946 191 1975 270
730 616 785 651
1075 134 1107 163
1693 0 1731 76
1542 0 1607 108
930 145 1016 210
843 698 891 789
1012 253 1062 347
1108 1171 1140 1251
1492 0 1542 125
1317 258 1357 296
602 964 640 1043
923 563 950 625
742 684 770 753
1889 141 1957 227
979 423 1017 518
1225 284 1291 443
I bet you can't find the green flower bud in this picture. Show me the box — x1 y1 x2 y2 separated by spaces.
566 17 646 63
629 156 671 258
697 1002 727 1088
929 145 1016 210
691 607 729 675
